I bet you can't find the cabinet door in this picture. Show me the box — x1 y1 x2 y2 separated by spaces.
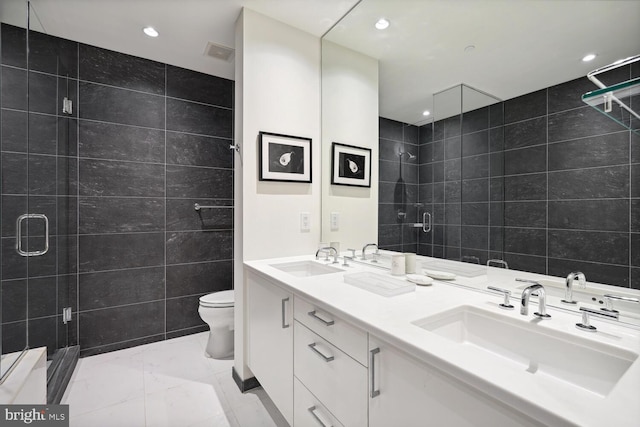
246 272 293 424
368 336 540 427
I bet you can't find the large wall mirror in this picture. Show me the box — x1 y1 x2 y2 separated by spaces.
321 0 640 292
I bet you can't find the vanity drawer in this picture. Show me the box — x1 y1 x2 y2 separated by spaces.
294 321 367 427
294 377 345 427
294 296 368 365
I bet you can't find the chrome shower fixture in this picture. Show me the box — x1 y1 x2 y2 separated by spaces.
398 151 416 160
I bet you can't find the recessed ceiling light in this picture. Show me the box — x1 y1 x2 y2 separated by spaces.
582 53 596 62
143 27 159 38
423 110 431 116
375 18 390 30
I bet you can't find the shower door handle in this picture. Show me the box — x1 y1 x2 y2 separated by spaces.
16 214 49 257
422 212 432 233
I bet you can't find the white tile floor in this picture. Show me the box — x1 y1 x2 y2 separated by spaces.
61 332 289 427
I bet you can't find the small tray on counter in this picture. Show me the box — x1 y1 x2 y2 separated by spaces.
343 272 415 297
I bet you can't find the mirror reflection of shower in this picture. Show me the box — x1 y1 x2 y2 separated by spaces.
398 150 416 161
395 149 415 221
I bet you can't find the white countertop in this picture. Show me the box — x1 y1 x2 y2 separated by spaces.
244 254 640 427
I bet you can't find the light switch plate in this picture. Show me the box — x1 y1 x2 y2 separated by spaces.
300 212 310 232
330 212 339 231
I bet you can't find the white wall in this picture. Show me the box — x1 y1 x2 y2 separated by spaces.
234 8 322 381
240 8 322 261
321 40 379 250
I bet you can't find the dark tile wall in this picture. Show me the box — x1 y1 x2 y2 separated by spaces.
380 66 637 289
378 117 420 253
1 24 234 357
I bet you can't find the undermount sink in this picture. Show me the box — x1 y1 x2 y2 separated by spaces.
412 305 637 396
270 261 343 277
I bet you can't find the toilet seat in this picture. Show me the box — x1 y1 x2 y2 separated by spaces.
200 290 234 308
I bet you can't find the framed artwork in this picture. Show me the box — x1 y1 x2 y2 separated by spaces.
331 142 371 187
258 131 312 183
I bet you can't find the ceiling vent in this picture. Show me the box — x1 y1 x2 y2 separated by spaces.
203 41 234 62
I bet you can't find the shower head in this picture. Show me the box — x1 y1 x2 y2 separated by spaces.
399 151 416 160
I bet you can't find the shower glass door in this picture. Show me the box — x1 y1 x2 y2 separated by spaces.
1 1 76 383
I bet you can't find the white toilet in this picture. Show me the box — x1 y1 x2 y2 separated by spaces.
198 290 234 359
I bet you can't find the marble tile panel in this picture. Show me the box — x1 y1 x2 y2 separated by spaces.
79 197 165 233
504 116 547 150
548 132 629 171
79 267 165 310
504 173 546 201
504 145 546 175
80 44 165 95
79 81 165 129
504 227 546 257
166 230 232 265
166 260 232 298
79 159 165 197
79 301 165 350
167 65 232 107
504 89 546 124
79 120 165 162
166 98 232 138
504 201 547 228
548 230 629 265
1 24 26 68
549 106 628 142
78 232 164 272
166 131 233 168
166 165 232 199
548 166 629 200
548 199 628 232
1 66 27 110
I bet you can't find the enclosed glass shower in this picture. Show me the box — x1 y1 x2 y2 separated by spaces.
382 84 504 266
1 1 79 402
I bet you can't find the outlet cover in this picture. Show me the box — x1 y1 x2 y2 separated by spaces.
330 212 339 231
300 212 310 232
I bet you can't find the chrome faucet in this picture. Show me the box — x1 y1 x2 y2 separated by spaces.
316 246 338 264
361 243 379 260
516 279 551 319
562 271 586 305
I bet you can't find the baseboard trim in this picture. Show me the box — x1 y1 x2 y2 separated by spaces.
231 366 260 393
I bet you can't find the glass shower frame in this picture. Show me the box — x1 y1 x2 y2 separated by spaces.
1 1 76 389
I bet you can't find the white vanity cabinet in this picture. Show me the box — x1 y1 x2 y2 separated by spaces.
293 378 345 427
368 336 541 427
246 271 294 425
293 297 368 427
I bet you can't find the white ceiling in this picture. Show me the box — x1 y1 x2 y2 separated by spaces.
1 0 638 125
325 0 640 124
0 0 360 80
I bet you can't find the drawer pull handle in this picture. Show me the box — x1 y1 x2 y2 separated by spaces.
308 310 335 326
308 405 333 427
281 297 290 329
308 342 334 362
370 347 380 398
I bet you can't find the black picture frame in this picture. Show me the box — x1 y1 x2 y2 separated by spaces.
331 142 371 187
258 131 312 183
